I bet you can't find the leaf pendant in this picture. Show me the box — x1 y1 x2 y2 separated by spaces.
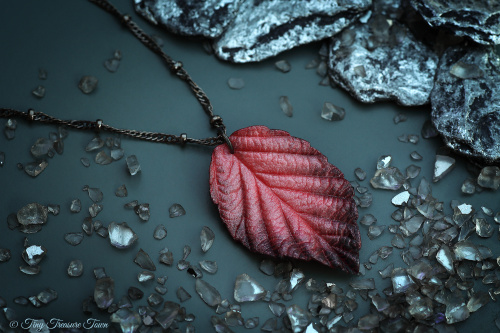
209 126 361 274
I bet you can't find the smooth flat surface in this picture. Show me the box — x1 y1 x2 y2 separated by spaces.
0 1 499 332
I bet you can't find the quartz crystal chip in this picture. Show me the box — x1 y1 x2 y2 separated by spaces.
110 309 141 333
211 316 234 333
200 260 218 274
436 245 455 274
368 225 385 240
259 259 275 275
360 214 377 226
134 203 150 221
406 165 421 179
279 96 293 117
22 245 47 266
358 314 379 330
391 268 416 294
370 167 405 190
445 292 470 324
176 286 192 303
86 137 104 152
24 160 48 177
134 248 156 271
450 61 484 79
155 301 180 329
80 157 90 167
67 259 84 277
234 273 266 302
17 203 48 226
153 224 167 240
225 310 244 326
269 301 286 317
245 317 259 329
38 68 47 80
108 222 138 249
110 148 124 160
477 166 500 190
261 317 277 331
349 278 375 290
187 264 203 278
379 263 394 279
115 184 128 197
78 75 98 94
32 85 46 98
393 113 407 124
126 155 141 175
227 78 245 90
89 203 103 218
70 199 81 213
392 191 410 206
354 167 366 181
408 134 419 144
321 102 345 121
37 288 57 304
200 226 215 252
86 187 103 202
275 60 291 73
64 232 84 246
95 151 112 165
159 250 174 266
14 296 30 306
94 267 107 279
461 178 476 194
287 305 311 333
19 265 40 275
433 155 455 182
31 138 54 158
0 248 11 262
453 241 482 261
147 293 163 307
410 151 422 161
169 203 186 218
128 287 144 300
137 271 155 283
475 218 493 238
196 279 222 307
391 234 406 249
104 58 120 72
358 193 372 208
467 291 490 312
94 277 115 309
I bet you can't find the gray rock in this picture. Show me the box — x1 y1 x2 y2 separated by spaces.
215 0 371 63
328 10 438 106
409 0 500 45
134 0 243 38
431 45 500 163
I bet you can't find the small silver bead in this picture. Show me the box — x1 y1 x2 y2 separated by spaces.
180 133 187 144
210 115 222 127
96 119 103 131
173 61 183 71
27 109 35 121
122 14 131 22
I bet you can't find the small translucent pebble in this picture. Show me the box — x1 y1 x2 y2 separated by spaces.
275 60 291 73
115 184 128 197
393 113 407 124
80 157 90 167
321 102 345 121
200 226 215 252
126 155 141 175
169 203 185 218
279 96 293 117
32 85 46 98
227 78 245 90
78 75 98 94
410 151 422 161
95 151 112 165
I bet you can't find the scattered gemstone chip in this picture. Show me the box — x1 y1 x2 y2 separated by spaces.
78 75 98 94
134 248 156 271
234 273 266 302
95 151 113 165
0 248 11 262
279 96 293 117
477 166 500 190
200 226 215 252
275 60 291 73
410 151 422 161
64 232 84 246
153 224 167 240
354 168 366 181
115 184 128 197
24 160 48 177
433 155 455 182
126 155 141 175
80 157 90 167
227 78 245 90
108 222 138 249
67 259 84 277
169 203 186 218
32 85 46 98
195 279 221 307
321 102 345 121
370 167 405 190
199 260 218 274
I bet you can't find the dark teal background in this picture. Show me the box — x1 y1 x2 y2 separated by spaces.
0 1 499 332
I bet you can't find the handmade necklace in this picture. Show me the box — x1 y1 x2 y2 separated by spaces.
0 0 361 274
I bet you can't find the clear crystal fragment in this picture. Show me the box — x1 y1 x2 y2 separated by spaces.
17 203 48 226
406 165 421 179
433 155 455 182
391 234 406 249
94 277 114 309
234 273 266 302
391 268 415 294
80 157 90 167
227 78 245 90
89 203 103 218
67 259 84 277
392 191 410 206
287 304 311 333
360 214 377 226
475 218 493 238
175 286 191 303
354 168 366 181
64 232 84 246
353 65 366 77
275 60 291 73
454 241 482 261
349 278 375 290
410 151 422 161
104 58 120 72
32 85 45 98
445 293 470 324
245 317 259 329
22 245 47 266
86 187 103 202
94 267 107 279
38 68 47 80
461 178 476 194
393 113 407 124
108 222 138 249
110 148 124 160
134 203 150 221
169 203 186 218
377 155 392 169
86 137 104 152
200 226 215 252
200 260 218 274
370 167 405 190
147 293 163 307
115 184 128 197
78 75 98 94
134 248 156 271
368 225 385 240
95 151 112 165
19 265 40 275
279 96 293 117
31 138 53 158
152 224 167 240
211 315 234 333
128 287 144 300
24 160 48 177
408 134 419 144
477 166 500 190
0 248 11 262
379 263 394 279
37 288 57 304
137 271 154 283
321 102 345 121
196 279 221 307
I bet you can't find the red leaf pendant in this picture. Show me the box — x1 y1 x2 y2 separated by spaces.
210 126 361 274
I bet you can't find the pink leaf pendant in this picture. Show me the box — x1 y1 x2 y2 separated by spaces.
209 126 361 274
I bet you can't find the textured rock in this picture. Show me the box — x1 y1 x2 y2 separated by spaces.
409 0 500 45
431 45 500 163
134 0 243 38
328 7 438 105
215 0 371 63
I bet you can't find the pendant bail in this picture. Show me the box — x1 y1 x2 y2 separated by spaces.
27 109 35 121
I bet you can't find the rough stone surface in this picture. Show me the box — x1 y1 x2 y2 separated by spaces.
134 0 243 38
409 0 500 45
214 0 371 63
431 45 500 163
328 8 438 106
